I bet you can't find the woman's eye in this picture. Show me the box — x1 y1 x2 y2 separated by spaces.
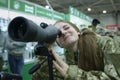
64 26 69 30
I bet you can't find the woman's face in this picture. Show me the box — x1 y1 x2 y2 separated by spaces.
55 22 79 48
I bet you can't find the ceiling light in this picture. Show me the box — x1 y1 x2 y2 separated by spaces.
45 5 50 9
103 10 107 13
87 8 91 11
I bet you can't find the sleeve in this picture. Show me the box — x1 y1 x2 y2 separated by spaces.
98 36 115 54
12 42 26 47
97 36 120 79
6 42 26 50
6 42 17 50
64 65 111 80
104 40 115 54
113 36 120 54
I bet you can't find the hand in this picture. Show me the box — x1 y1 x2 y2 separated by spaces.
51 50 69 77
48 42 55 50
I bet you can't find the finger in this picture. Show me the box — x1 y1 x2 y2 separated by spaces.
53 61 64 76
52 50 65 67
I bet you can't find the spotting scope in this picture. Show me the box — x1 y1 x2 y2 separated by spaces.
8 16 61 43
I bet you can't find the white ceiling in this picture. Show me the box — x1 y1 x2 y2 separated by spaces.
26 0 120 16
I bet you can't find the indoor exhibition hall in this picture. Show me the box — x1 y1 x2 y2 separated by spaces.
0 0 120 80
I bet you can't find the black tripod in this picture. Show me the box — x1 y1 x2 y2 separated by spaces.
29 42 54 80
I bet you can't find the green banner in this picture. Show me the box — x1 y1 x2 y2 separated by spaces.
65 14 70 21
53 11 65 20
36 6 65 20
0 0 65 20
10 0 35 14
36 6 52 19
69 6 92 22
0 0 8 8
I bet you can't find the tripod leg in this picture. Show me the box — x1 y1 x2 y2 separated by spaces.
47 54 54 80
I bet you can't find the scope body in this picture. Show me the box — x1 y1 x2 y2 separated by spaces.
8 16 61 43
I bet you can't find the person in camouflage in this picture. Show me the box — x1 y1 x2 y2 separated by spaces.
88 19 100 33
113 27 120 54
51 20 120 80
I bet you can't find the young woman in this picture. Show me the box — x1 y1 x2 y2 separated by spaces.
52 20 120 80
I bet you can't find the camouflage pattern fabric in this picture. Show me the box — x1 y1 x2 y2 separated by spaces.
32 35 120 80
65 65 111 80
64 35 120 80
32 56 49 80
113 36 120 54
32 56 64 80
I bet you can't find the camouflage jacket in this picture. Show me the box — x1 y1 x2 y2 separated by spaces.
32 35 120 80
64 35 120 80
113 35 120 54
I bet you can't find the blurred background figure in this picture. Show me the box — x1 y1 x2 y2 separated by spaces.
104 30 115 38
113 27 120 54
6 37 26 76
88 18 100 32
0 27 7 71
96 27 106 36
115 27 120 36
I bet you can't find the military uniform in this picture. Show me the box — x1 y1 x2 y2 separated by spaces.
32 55 64 80
64 35 120 80
32 56 49 80
32 35 120 80
113 35 120 54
